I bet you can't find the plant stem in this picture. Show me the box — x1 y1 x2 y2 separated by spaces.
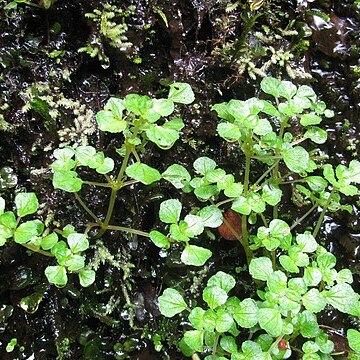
105 224 150 238
117 144 132 183
253 160 280 188
272 121 286 219
83 180 112 188
241 142 253 265
215 198 234 207
74 193 100 223
312 189 335 238
21 243 53 257
96 145 133 238
290 203 318 231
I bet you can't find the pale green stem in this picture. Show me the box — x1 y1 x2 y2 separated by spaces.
290 203 318 231
122 179 140 187
82 180 112 188
215 198 234 208
253 160 280 187
260 213 268 227
313 189 335 238
105 224 150 238
22 243 53 257
241 143 253 265
273 121 286 219
74 193 100 223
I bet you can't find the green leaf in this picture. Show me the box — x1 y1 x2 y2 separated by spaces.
223 182 243 197
216 309 234 333
248 192 266 213
297 85 316 100
183 330 203 352
96 98 126 133
125 163 161 185
212 102 234 121
149 230 170 249
0 211 16 229
95 157 114 174
198 206 223 228
205 168 226 184
52 170 83 192
260 77 282 98
159 199 182 224
162 164 191 189
217 122 241 142
14 220 43 244
305 176 328 192
15 193 39 217
184 215 204 236
257 308 283 337
336 269 353 284
207 271 236 293
296 232 318 253
0 223 13 240
232 298 258 328
75 146 96 167
45 265 68 287
158 288 187 317
297 311 320 338
281 146 310 173
78 269 96 287
300 113 322 126
146 124 180 149
254 118 273 136
231 196 251 215
262 184 282 206
302 289 327 313
67 233 89 253
203 285 228 309
193 157 217 175
65 254 85 271
40 233 58 250
279 255 299 273
303 267 322 287
304 127 327 144
325 283 360 313
340 160 360 184
168 83 195 104
220 336 238 354
347 329 360 353
317 252 336 270
267 270 287 294
194 185 219 201
249 257 273 281
189 307 205 330
181 245 212 266
279 81 297 100
153 98 174 116
169 222 189 242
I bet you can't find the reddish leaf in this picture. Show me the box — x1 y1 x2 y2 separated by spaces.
217 209 242 241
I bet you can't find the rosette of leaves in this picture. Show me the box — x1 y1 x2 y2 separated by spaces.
96 82 194 150
149 199 223 266
295 160 360 215
213 77 334 175
0 193 94 287
51 146 114 192
158 224 360 359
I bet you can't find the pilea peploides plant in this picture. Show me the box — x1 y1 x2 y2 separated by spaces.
156 78 360 359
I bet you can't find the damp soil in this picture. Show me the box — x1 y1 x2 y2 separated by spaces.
0 0 359 359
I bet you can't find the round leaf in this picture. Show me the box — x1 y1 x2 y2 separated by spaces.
125 163 161 185
181 245 212 266
45 265 68 287
79 269 96 287
158 288 187 317
159 199 182 224
15 193 39 217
